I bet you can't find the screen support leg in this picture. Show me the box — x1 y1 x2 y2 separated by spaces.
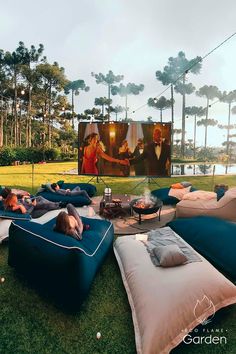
87 175 108 187
130 177 161 192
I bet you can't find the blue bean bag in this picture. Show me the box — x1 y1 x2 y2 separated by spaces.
8 216 114 311
167 216 236 280
36 181 97 207
151 187 197 205
0 200 31 220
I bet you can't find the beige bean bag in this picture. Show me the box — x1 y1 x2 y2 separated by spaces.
176 187 236 221
114 232 236 354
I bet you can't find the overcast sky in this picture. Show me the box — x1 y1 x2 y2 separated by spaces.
1 0 236 147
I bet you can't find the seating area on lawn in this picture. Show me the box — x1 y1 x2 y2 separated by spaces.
0 164 236 354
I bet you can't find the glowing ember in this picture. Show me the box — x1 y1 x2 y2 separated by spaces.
133 198 155 209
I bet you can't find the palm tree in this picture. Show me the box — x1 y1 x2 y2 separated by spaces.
147 96 173 122
64 80 89 129
111 82 144 120
196 85 222 151
185 106 206 159
91 70 123 120
219 90 236 156
156 51 202 157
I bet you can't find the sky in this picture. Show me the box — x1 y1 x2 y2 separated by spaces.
0 0 236 147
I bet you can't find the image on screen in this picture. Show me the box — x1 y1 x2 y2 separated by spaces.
78 122 171 177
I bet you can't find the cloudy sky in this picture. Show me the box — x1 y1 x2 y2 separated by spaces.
1 0 236 147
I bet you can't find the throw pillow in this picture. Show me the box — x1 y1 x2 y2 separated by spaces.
171 183 184 189
153 244 188 267
168 186 191 200
181 181 192 188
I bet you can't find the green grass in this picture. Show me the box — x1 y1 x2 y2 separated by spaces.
0 162 236 353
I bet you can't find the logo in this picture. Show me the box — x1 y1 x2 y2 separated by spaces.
193 295 215 325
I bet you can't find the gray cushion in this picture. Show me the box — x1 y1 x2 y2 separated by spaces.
153 244 188 267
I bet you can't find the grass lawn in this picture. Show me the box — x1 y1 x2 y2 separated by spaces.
0 162 236 354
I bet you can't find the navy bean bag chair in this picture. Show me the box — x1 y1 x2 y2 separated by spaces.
167 216 236 281
8 216 114 311
151 186 197 205
36 181 97 207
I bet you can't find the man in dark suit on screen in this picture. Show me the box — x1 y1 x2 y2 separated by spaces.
129 127 171 176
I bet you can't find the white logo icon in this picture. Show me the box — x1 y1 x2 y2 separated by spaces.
193 295 215 325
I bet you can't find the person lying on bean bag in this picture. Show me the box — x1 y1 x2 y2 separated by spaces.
51 183 95 205
4 192 62 215
54 203 90 240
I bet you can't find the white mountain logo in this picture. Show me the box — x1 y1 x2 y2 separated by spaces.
193 295 216 325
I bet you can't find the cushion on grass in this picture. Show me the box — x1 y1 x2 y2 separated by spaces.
167 216 236 280
8 216 114 311
0 209 31 220
151 186 196 205
114 234 236 354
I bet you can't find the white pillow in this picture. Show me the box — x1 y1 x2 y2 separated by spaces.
182 190 217 201
168 186 191 200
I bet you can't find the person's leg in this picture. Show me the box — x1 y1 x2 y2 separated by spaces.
72 186 81 192
70 189 91 200
35 196 60 210
66 204 83 235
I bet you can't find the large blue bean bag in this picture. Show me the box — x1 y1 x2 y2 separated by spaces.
151 187 197 205
8 216 114 311
36 181 97 207
167 216 236 280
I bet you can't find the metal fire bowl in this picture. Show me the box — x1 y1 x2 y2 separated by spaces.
130 198 162 215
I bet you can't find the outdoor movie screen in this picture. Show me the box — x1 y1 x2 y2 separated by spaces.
78 122 171 177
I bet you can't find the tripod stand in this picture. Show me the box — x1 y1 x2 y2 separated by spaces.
130 176 161 192
87 175 108 187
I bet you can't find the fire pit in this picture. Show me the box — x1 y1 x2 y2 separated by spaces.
130 197 163 224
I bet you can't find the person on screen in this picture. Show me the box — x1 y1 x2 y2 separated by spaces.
130 138 146 175
118 140 132 176
81 133 128 175
129 127 170 176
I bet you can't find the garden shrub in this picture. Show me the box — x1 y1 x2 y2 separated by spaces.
0 147 16 166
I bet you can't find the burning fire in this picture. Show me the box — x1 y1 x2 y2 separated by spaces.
133 188 156 209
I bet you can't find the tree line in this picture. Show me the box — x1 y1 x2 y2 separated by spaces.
0 42 236 162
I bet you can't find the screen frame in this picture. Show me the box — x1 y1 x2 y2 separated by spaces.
78 121 172 178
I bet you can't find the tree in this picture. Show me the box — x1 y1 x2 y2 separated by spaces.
185 106 206 159
109 105 125 121
94 97 112 118
91 70 123 120
196 85 222 152
111 82 144 120
219 90 236 156
36 62 68 146
147 96 173 122
156 51 202 157
64 79 89 129
3 42 31 146
20 43 44 147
